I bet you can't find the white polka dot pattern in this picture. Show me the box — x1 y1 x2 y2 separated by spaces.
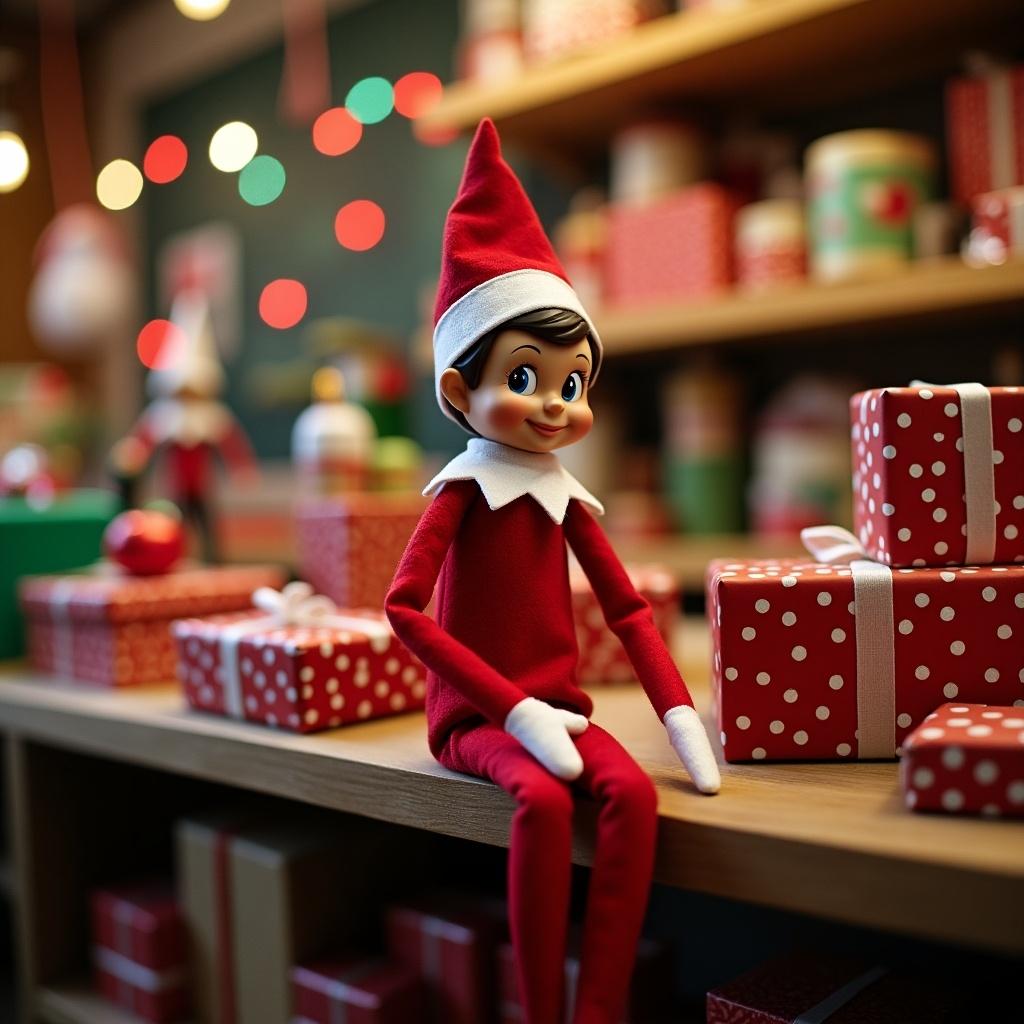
708 558 1024 762
851 387 1024 567
22 565 285 686
901 702 1024 818
173 608 426 733
571 565 678 686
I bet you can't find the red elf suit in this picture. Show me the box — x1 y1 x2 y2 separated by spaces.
386 120 719 1024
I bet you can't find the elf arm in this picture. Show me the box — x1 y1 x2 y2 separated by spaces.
564 499 720 793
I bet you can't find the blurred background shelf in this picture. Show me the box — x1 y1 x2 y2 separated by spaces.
597 257 1024 356
422 0 1023 157
36 980 193 1024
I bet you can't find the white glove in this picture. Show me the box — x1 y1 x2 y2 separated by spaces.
663 705 721 795
504 697 589 780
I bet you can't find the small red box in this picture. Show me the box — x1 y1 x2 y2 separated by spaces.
173 607 426 733
572 565 679 685
707 558 1024 762
91 881 190 1023
605 184 737 306
20 564 284 686
294 493 427 611
946 64 1024 204
850 385 1024 569
968 186 1024 263
707 953 962 1023
901 702 1024 818
386 901 505 1024
498 937 672 1023
292 956 425 1024
523 0 666 65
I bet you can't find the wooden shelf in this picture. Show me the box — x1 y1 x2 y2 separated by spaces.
595 258 1024 356
36 980 193 1024
0 664 1021 956
422 0 1022 155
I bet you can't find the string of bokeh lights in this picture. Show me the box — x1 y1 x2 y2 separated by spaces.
114 72 448 368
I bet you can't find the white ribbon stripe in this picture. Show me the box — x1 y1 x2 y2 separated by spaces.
94 945 186 993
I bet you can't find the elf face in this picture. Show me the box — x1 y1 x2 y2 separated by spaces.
442 329 594 453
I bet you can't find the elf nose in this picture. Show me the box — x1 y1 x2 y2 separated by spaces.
543 393 564 417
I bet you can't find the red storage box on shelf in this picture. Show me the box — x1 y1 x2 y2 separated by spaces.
604 183 738 306
292 957 425 1024
522 0 666 65
707 556 1024 763
851 384 1024 569
571 564 679 685
968 186 1024 263
901 702 1024 819
91 881 190 1023
173 585 425 733
386 900 506 1024
20 564 284 686
294 493 427 611
498 936 672 1023
946 62 1024 204
708 953 963 1023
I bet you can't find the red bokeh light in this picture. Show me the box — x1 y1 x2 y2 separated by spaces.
413 120 459 147
312 108 363 156
393 72 443 119
259 279 308 329
334 200 386 252
137 319 185 369
143 136 188 184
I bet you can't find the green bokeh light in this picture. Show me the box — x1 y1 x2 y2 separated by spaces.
345 77 394 125
238 155 286 206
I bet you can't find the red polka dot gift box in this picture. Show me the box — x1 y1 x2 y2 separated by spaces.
707 557 1024 763
850 384 1024 569
172 583 426 733
571 564 679 686
901 703 1024 818
20 564 285 687
291 956 426 1024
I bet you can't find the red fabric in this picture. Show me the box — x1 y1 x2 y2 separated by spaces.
433 119 570 325
440 722 657 1024
385 481 694 756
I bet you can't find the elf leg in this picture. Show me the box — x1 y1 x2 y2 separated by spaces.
570 724 658 1024
440 724 574 1024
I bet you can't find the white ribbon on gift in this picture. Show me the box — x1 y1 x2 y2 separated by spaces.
793 965 888 1024
93 945 187 993
910 381 996 565
216 582 391 721
801 526 895 759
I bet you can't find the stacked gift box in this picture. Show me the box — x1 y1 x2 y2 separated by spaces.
707 383 1024 810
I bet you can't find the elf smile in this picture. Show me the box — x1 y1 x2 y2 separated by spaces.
527 420 568 437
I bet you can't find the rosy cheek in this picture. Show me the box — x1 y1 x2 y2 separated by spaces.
482 390 533 431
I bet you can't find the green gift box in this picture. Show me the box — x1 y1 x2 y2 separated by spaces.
0 489 118 658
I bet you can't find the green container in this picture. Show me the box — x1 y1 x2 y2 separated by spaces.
0 489 118 658
664 455 745 535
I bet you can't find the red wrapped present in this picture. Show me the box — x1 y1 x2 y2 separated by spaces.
571 564 679 685
901 702 1024 818
605 183 738 307
173 583 426 733
498 936 671 1023
522 0 666 65
965 186 1024 265
20 564 284 686
386 900 506 1024
91 880 190 1023
946 62 1024 204
851 384 1024 569
292 957 425 1024
707 545 1024 762
294 493 427 611
707 953 962 1023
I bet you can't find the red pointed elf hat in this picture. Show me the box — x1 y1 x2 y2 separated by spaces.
433 118 602 422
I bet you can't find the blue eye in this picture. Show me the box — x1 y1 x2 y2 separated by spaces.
507 365 537 395
562 371 584 403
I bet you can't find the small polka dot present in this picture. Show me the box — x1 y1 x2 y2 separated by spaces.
172 583 426 733
571 564 678 686
901 703 1024 818
291 956 425 1024
851 383 1024 568
20 564 285 687
707 557 1024 762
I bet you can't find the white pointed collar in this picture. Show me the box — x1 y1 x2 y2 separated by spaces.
423 438 604 525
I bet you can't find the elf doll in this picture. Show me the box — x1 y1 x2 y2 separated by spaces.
385 119 720 1024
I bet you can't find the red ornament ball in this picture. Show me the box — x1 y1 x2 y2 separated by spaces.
104 509 185 576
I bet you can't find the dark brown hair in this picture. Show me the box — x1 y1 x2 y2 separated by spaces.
446 308 598 433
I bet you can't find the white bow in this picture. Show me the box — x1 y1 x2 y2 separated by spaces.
800 525 868 565
252 581 338 626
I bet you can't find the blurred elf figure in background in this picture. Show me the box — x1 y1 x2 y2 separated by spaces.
110 290 256 562
387 120 719 1024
